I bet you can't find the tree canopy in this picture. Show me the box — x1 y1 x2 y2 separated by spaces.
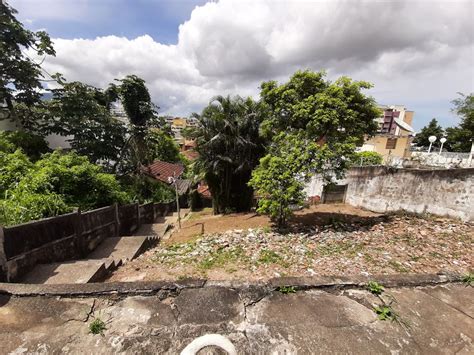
413 118 444 148
0 2 55 112
187 95 266 213
251 70 380 226
445 93 473 152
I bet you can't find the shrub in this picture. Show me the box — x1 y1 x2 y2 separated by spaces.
350 151 383 166
0 130 50 160
0 149 33 196
0 190 70 226
26 151 131 209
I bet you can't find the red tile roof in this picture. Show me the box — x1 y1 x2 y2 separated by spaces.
143 160 185 183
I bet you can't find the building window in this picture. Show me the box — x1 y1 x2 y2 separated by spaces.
385 138 397 150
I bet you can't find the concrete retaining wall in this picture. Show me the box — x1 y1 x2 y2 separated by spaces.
0 201 176 282
305 167 474 222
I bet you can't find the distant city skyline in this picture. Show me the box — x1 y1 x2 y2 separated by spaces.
11 0 474 131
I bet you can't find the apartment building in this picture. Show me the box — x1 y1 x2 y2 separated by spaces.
361 105 415 161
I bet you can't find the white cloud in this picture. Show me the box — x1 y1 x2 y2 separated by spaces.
32 0 474 128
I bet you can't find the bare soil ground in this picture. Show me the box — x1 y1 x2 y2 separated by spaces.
108 204 473 282
165 204 378 245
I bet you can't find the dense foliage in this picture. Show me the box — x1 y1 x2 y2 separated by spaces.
413 118 444 149
445 93 473 152
0 130 49 160
187 95 266 213
251 70 380 226
0 150 131 226
0 2 55 117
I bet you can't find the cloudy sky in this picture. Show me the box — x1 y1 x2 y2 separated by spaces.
11 0 474 130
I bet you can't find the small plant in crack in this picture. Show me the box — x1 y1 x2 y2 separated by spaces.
462 272 473 286
367 281 384 295
374 304 398 321
277 286 296 294
89 317 107 335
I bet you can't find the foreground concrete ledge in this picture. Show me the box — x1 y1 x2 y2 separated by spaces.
0 272 464 297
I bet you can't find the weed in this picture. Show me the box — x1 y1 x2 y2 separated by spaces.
258 249 282 264
367 281 384 295
277 286 296 294
462 272 474 286
198 246 246 271
261 226 272 234
374 304 398 321
89 318 106 335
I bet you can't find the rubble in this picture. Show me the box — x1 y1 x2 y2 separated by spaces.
108 214 473 282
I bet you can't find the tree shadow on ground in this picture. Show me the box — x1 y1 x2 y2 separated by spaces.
288 211 391 233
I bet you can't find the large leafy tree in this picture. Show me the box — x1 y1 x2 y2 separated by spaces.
0 2 55 119
413 118 444 149
41 80 127 168
445 93 473 152
251 70 380 226
187 95 266 213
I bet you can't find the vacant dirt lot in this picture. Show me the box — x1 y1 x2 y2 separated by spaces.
108 205 473 282
165 204 379 245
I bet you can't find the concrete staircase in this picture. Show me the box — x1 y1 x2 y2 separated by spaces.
19 210 190 284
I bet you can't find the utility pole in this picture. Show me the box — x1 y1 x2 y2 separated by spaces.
168 174 181 229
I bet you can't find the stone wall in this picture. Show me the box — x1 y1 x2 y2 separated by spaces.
305 167 474 222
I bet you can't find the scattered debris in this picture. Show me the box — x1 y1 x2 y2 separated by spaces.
108 212 473 281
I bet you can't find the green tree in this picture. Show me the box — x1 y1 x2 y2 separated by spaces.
145 129 182 163
413 118 444 149
40 80 127 168
0 2 55 124
445 93 473 152
251 70 380 226
0 130 50 160
187 95 266 214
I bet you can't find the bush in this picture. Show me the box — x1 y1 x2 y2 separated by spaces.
0 130 50 160
0 190 70 226
0 149 33 196
26 151 131 209
350 151 383 166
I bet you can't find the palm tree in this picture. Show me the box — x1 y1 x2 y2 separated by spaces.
187 95 266 214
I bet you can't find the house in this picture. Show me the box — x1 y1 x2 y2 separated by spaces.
142 160 193 205
360 105 415 162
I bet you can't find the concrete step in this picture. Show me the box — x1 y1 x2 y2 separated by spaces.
21 260 107 284
88 236 149 263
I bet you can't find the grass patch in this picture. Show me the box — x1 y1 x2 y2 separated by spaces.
319 241 364 257
89 318 106 335
197 246 247 271
258 249 283 264
367 281 384 295
277 286 296 294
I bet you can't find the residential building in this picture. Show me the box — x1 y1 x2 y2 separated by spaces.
360 105 415 162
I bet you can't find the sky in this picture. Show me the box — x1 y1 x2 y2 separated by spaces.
11 0 474 131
